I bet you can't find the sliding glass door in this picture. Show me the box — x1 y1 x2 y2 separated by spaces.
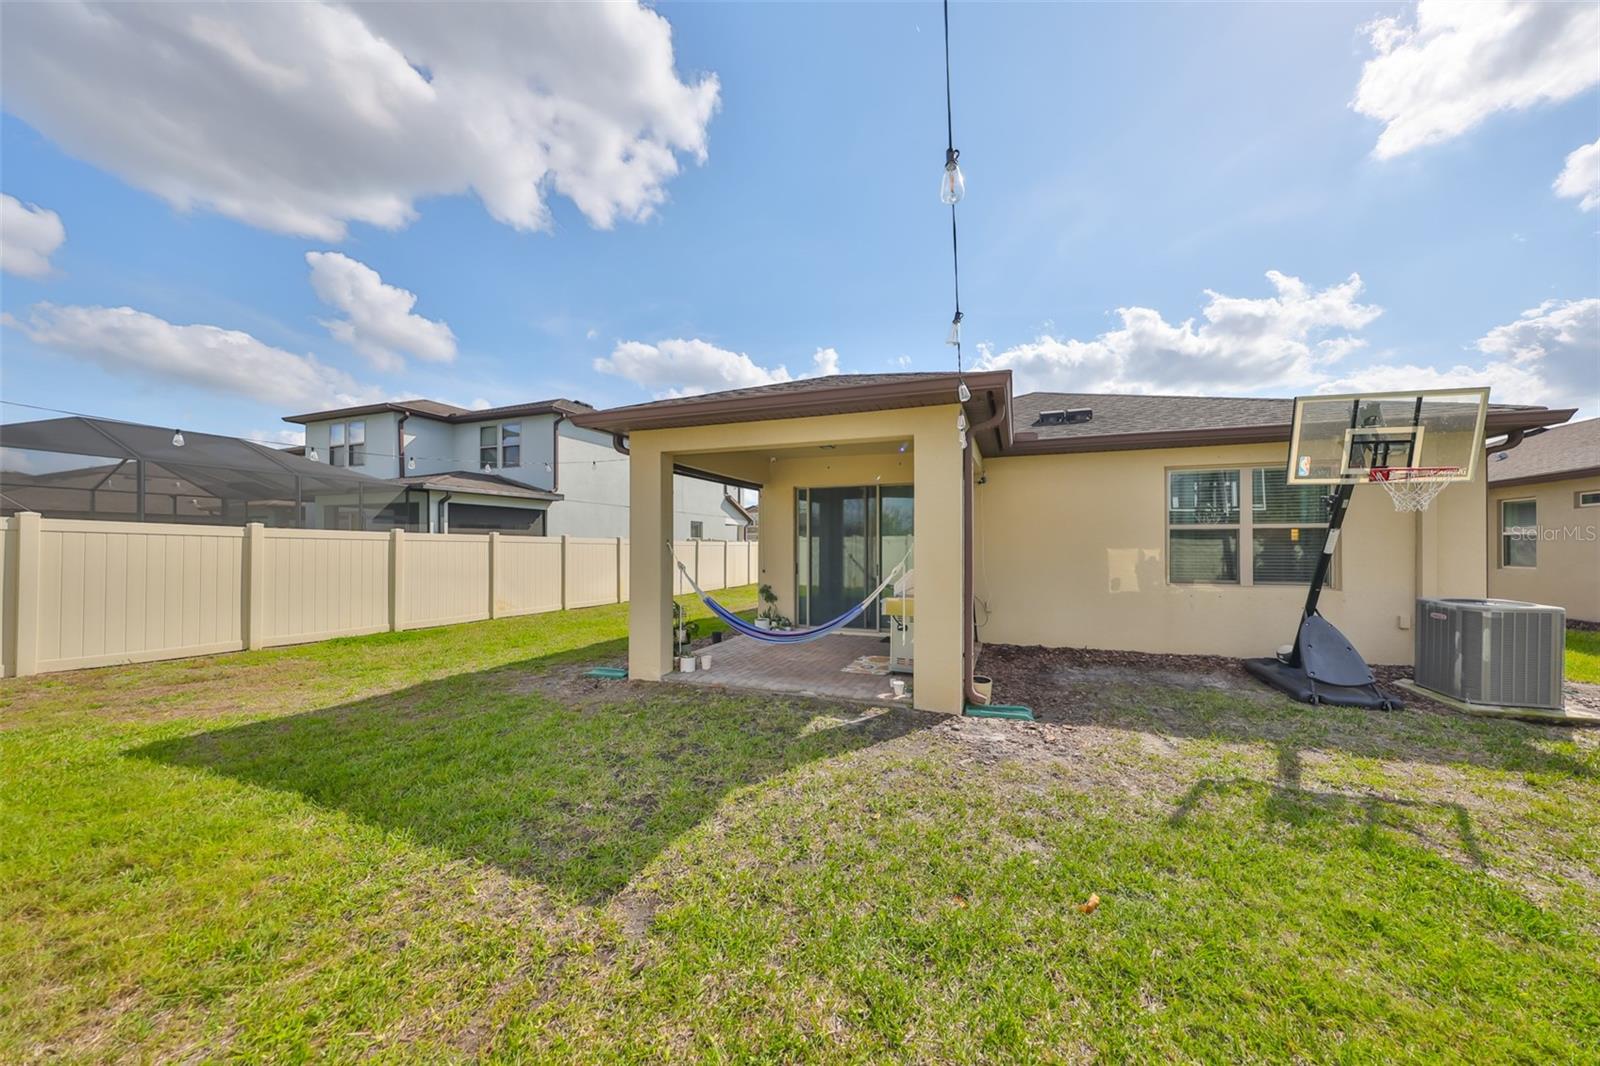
796 485 913 630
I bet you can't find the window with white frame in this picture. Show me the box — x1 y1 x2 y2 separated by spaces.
478 423 521 469
1577 489 1600 508
1500 498 1537 567
1167 466 1331 585
328 420 365 467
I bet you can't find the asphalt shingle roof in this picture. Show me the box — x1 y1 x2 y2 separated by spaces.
1487 417 1600 485
396 471 562 500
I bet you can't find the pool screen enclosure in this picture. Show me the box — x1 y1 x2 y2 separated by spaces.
0 416 426 531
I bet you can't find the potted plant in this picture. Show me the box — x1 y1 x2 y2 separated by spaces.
755 583 780 630
672 602 700 671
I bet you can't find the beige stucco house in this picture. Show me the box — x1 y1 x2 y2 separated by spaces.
572 372 1574 714
1486 417 1600 623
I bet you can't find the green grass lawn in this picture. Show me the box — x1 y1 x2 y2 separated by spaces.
3 589 1598 1063
1568 628 1600 684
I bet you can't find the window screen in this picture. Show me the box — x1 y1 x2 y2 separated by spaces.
1250 468 1328 584
479 425 498 469
1168 467 1332 586
1168 470 1240 583
501 423 521 467
1501 499 1537 567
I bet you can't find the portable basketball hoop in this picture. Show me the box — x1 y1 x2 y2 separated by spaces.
1243 387 1491 711
1368 466 1460 512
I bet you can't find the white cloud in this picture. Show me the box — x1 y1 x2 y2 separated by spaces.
595 339 842 398
1319 298 1598 417
306 251 455 371
811 347 841 377
1 194 65 277
246 427 306 448
977 271 1382 394
0 3 718 240
1352 2 1600 160
3 303 380 409
1555 139 1600 212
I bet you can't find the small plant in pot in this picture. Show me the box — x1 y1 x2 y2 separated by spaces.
672 602 701 671
755 584 781 630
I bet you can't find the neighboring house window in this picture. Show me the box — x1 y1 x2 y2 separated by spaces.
1500 499 1538 567
478 423 521 469
690 520 704 539
327 420 365 467
1578 490 1600 508
1167 467 1330 585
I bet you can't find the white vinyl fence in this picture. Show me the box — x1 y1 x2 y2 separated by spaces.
0 514 757 677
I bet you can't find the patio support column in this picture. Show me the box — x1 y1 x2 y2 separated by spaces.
628 439 674 681
912 411 967 713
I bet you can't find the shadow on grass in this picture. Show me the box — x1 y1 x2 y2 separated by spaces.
132 641 931 903
981 643 1594 870
1169 776 1490 868
981 645 1593 781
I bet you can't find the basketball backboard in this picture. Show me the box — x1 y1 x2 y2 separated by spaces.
1285 387 1490 486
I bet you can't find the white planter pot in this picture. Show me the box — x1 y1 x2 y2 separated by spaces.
678 656 697 673
754 618 772 630
698 654 713 671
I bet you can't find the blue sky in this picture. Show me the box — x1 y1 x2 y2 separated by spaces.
1 1 1596 445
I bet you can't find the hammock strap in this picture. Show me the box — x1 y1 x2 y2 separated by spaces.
670 546 906 645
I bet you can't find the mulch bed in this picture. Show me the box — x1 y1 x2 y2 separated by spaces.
977 642 1452 717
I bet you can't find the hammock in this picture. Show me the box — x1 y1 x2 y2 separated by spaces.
671 546 906 645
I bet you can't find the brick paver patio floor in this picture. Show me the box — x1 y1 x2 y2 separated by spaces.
666 632 912 705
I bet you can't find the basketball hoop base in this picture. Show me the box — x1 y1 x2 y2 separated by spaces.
1244 656 1403 711
1244 612 1404 711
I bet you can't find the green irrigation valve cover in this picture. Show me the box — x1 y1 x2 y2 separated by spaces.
583 667 628 680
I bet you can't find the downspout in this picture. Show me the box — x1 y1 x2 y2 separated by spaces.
962 392 1008 708
609 432 630 456
396 411 410 477
437 492 452 534
550 414 567 493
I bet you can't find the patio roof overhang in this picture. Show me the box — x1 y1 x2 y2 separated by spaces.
572 371 1014 462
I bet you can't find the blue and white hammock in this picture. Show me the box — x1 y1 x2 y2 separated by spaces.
671 545 906 645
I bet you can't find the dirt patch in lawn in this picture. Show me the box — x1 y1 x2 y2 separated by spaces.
950 643 1600 916
978 643 1289 721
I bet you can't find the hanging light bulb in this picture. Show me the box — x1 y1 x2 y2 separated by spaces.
407 455 416 471
308 446 319 462
171 429 185 447
946 310 963 347
940 147 965 205
956 410 969 432
957 380 971 403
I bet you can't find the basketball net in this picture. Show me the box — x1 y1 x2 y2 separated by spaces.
1368 467 1458 512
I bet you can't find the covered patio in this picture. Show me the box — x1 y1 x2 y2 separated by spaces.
572 373 1012 714
666 632 910 704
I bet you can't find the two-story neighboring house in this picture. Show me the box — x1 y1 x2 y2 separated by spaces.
283 398 752 539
